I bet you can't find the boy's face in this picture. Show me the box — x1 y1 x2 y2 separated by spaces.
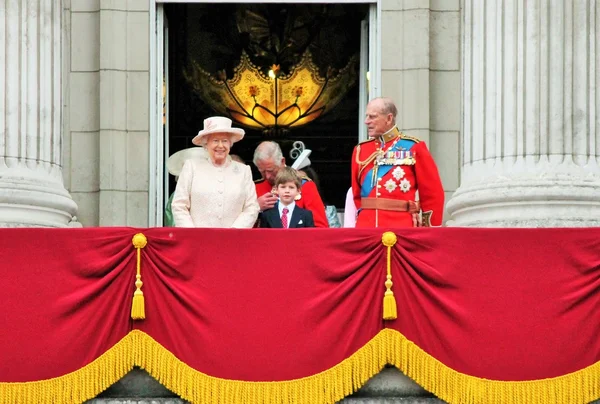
277 181 299 205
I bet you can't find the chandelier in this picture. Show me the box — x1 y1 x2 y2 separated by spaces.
185 50 357 134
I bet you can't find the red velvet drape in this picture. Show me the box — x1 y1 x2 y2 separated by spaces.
1 227 599 385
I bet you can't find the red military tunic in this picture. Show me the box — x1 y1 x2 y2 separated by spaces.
255 177 329 228
351 129 444 228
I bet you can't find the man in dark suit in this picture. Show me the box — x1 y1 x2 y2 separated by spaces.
259 167 315 228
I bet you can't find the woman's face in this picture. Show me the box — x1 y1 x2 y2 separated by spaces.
206 133 232 164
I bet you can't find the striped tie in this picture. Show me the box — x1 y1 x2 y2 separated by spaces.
281 207 289 228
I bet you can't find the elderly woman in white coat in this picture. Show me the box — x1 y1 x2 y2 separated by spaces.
171 117 259 228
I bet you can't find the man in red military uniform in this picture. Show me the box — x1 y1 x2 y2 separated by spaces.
351 98 444 228
253 141 329 228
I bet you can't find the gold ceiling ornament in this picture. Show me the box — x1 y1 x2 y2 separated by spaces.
185 50 358 134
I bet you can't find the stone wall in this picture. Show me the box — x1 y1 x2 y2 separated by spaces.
380 0 461 223
65 0 150 227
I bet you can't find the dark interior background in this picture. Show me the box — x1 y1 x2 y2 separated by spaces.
164 3 368 207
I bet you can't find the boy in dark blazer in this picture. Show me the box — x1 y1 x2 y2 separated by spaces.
259 167 315 228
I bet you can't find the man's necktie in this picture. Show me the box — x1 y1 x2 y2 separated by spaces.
281 207 289 228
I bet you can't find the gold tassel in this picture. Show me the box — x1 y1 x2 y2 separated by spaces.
131 290 145 320
131 233 148 320
381 232 398 320
383 290 397 320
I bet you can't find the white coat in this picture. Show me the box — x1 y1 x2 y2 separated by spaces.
172 156 259 228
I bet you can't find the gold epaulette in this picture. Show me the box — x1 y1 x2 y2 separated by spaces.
254 178 265 184
400 133 421 143
299 174 313 182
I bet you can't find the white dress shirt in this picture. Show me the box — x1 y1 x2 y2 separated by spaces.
278 201 295 228
172 156 259 228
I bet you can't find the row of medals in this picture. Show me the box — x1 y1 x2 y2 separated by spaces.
375 149 416 166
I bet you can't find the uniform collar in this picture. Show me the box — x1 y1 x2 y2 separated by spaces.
377 126 400 144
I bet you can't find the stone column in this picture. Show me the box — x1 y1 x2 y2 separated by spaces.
0 0 78 227
446 1 600 227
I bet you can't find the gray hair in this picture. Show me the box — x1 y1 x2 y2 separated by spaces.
371 97 398 121
253 141 285 166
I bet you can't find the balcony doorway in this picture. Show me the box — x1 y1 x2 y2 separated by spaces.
151 1 381 225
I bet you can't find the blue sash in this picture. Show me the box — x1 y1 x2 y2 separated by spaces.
360 138 416 197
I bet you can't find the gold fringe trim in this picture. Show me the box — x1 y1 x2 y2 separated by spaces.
0 332 136 404
382 329 600 404
2 329 600 404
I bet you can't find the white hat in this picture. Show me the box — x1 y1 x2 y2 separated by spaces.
167 147 208 176
192 116 245 146
291 149 312 170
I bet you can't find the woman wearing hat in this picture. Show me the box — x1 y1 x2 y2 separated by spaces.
171 117 259 228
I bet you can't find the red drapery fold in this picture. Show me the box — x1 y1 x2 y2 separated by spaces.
1 227 600 403
384 227 600 380
0 228 135 382
135 228 384 381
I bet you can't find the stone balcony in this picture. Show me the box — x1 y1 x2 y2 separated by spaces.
88 367 444 404
88 367 600 403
